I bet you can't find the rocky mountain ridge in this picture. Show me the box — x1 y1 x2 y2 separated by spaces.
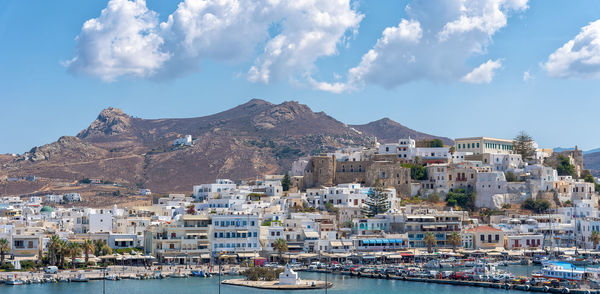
1 99 452 194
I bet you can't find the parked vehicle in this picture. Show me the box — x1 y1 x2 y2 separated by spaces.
44 266 59 274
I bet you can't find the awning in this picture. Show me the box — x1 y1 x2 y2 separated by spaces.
342 241 352 246
382 239 390 244
114 238 133 242
235 230 249 234
362 240 372 245
200 254 210 259
304 231 319 238
237 252 258 258
400 253 414 257
330 241 343 247
423 225 436 229
186 232 207 236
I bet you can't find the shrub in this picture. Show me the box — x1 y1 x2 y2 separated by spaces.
522 198 551 213
241 267 283 281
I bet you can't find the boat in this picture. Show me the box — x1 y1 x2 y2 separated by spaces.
541 261 584 281
72 274 89 282
105 274 119 281
169 272 188 278
5 276 25 285
192 270 206 278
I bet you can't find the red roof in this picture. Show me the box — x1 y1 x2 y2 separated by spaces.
465 225 502 232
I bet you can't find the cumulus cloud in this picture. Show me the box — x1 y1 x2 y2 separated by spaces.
543 19 600 79
461 59 502 83
523 70 532 81
65 0 170 81
315 0 527 92
66 0 363 83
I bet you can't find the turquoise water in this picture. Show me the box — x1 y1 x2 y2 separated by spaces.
1 271 531 294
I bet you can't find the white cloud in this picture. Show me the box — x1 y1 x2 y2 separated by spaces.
523 70 532 81
248 1 363 84
66 0 362 83
314 0 527 92
461 59 502 83
65 0 170 82
543 19 600 79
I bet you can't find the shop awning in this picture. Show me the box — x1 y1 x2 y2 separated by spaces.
304 231 319 238
114 238 133 242
330 241 343 247
237 252 258 258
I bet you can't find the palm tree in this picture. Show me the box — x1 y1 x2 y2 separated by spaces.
68 242 82 269
272 238 288 263
591 231 600 250
82 240 95 264
58 240 69 268
47 235 61 266
0 238 9 264
448 232 462 252
424 232 437 253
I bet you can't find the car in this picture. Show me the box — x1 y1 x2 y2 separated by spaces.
44 266 59 274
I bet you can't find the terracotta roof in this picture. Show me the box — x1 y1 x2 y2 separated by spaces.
465 225 502 232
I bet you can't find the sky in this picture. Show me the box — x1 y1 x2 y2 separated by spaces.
1 0 600 154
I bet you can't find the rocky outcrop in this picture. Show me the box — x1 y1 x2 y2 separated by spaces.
26 136 108 162
78 107 132 138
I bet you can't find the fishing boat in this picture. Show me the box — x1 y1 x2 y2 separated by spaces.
105 274 119 280
72 273 89 282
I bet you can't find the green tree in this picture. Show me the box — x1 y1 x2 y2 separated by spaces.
281 174 291 191
47 235 61 266
273 238 288 263
402 163 427 180
0 238 9 264
424 232 437 253
430 139 444 148
584 174 596 183
512 131 535 162
362 183 389 217
82 240 95 264
68 242 82 269
448 232 462 252
592 231 600 250
505 171 519 182
522 198 551 213
557 155 576 177
445 188 476 211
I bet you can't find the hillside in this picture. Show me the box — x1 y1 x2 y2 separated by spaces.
1 99 450 194
351 118 453 145
584 151 600 177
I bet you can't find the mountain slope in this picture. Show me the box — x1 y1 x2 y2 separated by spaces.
1 99 450 194
351 118 453 145
584 151 600 177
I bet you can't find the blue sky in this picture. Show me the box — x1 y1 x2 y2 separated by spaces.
1 0 600 154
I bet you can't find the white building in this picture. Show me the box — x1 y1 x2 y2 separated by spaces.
212 213 261 254
173 135 193 146
193 179 237 201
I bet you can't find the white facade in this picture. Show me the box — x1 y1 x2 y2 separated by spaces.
212 214 261 253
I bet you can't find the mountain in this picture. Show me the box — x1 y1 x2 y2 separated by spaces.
1 99 450 194
554 147 600 155
584 151 600 177
351 118 453 145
